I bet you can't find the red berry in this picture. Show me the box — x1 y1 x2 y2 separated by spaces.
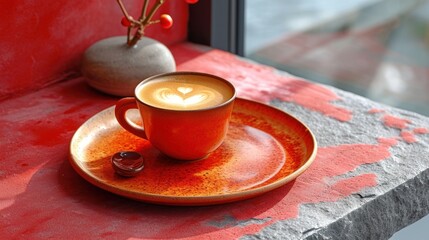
160 14 173 29
121 16 132 27
185 0 199 4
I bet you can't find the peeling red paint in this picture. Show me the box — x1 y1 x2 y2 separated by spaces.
173 48 352 122
368 108 384 114
22 118 78 146
401 131 417 143
379 113 428 143
414 128 429 134
330 173 378 197
1 79 115 148
382 114 411 129
0 164 45 211
377 137 399 146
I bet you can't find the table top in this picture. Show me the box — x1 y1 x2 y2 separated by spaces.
1 42 428 239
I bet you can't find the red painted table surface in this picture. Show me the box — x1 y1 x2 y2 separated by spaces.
1 42 428 239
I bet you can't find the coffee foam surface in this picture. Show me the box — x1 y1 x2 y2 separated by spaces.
137 75 234 110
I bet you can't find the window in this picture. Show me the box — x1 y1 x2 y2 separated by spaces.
189 0 429 116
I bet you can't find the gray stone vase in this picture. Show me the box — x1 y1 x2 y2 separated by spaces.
81 36 176 96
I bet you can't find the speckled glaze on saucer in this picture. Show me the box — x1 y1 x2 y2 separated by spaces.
69 98 317 206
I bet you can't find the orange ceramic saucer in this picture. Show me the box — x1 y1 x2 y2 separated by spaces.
69 98 317 206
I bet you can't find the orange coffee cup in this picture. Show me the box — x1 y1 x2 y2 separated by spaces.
115 72 236 160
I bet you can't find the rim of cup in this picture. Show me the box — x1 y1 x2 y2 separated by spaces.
134 71 237 112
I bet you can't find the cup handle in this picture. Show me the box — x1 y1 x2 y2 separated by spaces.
115 97 147 139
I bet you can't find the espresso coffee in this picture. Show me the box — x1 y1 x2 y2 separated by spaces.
137 74 234 110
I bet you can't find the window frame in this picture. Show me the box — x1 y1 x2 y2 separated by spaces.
188 0 245 56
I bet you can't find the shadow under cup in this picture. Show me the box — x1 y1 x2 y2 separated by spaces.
115 72 236 160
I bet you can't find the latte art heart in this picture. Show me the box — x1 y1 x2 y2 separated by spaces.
137 77 234 110
154 87 214 108
177 87 193 95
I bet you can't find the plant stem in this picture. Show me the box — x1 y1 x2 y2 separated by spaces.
117 0 167 47
128 29 142 46
127 26 131 43
140 0 150 21
116 0 141 26
116 0 131 19
142 0 165 26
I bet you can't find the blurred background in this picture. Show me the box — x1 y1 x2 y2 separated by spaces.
243 0 429 117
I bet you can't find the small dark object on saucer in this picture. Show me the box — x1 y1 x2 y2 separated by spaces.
111 151 144 177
